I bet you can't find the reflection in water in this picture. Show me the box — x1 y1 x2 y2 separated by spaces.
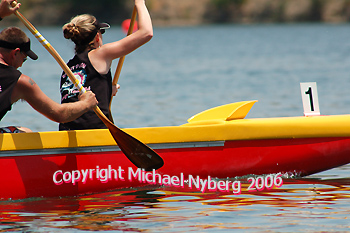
1 177 350 232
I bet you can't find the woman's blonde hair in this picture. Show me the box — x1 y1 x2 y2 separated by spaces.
62 14 97 54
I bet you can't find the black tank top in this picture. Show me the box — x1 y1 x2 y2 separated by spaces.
59 51 112 130
0 63 21 121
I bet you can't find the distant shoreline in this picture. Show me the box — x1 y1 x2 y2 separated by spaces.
2 0 350 27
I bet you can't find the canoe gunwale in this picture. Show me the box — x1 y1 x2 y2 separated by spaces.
0 141 226 158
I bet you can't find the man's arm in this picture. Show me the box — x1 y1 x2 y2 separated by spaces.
12 74 98 123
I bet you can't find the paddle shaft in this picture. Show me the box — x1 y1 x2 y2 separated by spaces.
13 11 86 92
108 6 137 122
113 6 137 85
12 2 164 171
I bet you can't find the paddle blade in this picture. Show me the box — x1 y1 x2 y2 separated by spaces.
94 106 163 171
110 126 164 171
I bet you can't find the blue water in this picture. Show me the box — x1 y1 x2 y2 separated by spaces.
1 24 350 232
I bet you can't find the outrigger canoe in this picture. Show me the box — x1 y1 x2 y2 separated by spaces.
1 100 350 199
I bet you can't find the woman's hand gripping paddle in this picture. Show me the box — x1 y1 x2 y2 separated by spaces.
11 2 163 171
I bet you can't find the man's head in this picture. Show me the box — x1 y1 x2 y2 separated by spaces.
0 27 38 68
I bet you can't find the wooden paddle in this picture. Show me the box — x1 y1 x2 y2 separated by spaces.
108 6 137 123
12 2 164 171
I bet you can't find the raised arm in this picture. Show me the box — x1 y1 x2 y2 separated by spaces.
90 0 153 73
12 74 98 123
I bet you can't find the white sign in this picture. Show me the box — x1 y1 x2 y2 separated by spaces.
300 82 320 116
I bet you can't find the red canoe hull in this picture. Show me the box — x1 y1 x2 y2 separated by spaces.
1 137 350 200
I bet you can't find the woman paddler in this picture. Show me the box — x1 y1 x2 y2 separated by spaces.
59 0 153 130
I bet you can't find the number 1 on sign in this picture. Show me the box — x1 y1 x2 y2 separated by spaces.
300 82 320 116
305 87 314 111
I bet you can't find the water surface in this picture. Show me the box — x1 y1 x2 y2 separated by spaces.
1 24 350 232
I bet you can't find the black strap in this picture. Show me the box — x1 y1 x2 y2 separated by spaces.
0 39 30 52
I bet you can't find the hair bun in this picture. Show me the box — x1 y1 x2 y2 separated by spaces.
63 22 79 40
62 14 97 53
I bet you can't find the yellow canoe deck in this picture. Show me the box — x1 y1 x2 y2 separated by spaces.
2 100 350 151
